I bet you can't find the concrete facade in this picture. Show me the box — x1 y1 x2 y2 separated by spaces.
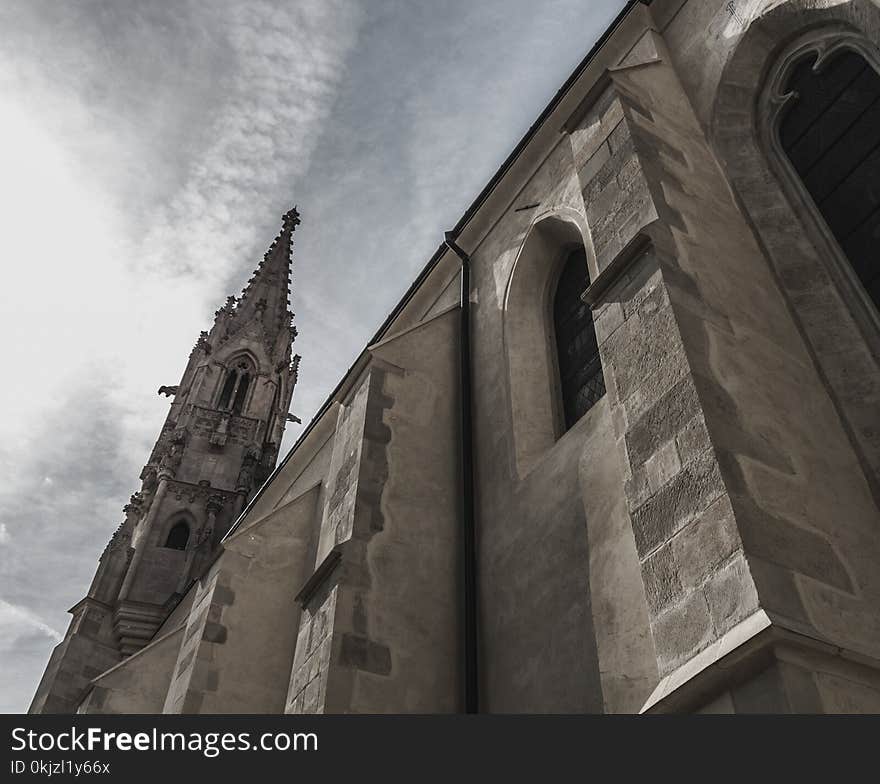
31 0 880 714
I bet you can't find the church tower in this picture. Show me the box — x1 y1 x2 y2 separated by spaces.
30 207 302 714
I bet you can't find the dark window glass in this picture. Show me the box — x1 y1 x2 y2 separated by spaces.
553 248 605 429
231 373 250 414
780 49 880 310
218 371 238 410
164 521 189 551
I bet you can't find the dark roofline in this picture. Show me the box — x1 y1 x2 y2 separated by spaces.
225 0 651 539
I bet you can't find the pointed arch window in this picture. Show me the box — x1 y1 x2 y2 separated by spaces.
164 521 190 551
777 45 880 312
553 248 605 430
217 357 254 415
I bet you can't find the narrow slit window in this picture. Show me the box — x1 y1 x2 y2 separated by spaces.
779 48 880 311
553 248 605 430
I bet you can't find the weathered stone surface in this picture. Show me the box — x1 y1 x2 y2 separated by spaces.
733 496 854 594
339 634 392 676
32 0 880 718
631 448 725 558
651 590 713 673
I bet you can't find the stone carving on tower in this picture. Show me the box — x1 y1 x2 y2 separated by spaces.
29 207 303 714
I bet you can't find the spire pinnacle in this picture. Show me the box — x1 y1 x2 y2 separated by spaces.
226 205 300 346
283 205 301 232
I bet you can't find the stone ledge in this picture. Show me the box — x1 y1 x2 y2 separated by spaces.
641 610 880 713
67 596 114 615
294 546 344 608
583 231 653 308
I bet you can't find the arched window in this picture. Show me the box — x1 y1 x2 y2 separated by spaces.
217 357 254 414
164 521 190 550
553 248 605 430
778 47 880 311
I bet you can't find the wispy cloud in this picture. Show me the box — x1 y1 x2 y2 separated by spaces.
0 601 62 643
0 600 63 714
0 375 137 712
141 0 364 294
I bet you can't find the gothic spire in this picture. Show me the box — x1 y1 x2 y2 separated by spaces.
232 206 300 342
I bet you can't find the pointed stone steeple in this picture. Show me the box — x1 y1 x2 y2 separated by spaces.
223 206 300 349
29 205 304 711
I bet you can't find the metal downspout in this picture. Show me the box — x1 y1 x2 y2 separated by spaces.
444 231 478 714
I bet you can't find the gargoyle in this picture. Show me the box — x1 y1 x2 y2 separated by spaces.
157 385 179 397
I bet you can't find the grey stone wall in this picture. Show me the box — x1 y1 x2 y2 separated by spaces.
78 627 183 714
38 0 880 716
288 309 461 713
578 23 880 708
162 485 317 714
708 0 880 500
468 122 656 712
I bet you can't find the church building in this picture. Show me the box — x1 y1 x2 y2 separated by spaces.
31 0 880 714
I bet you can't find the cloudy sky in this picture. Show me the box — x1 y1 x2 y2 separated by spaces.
0 0 623 712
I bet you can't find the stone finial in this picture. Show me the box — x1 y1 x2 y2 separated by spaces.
193 331 211 355
282 205 301 232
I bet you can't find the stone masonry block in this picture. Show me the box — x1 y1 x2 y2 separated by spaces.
645 439 682 494
594 301 625 346
651 589 713 676
624 461 652 512
607 304 678 404
212 585 235 606
202 622 227 644
642 544 681 617
616 153 643 193
672 495 741 594
569 88 623 169
702 554 759 637
675 413 712 467
631 448 725 558
629 265 666 319
206 603 223 624
798 299 869 358
625 375 701 468
339 633 392 676
607 119 632 156
579 141 611 185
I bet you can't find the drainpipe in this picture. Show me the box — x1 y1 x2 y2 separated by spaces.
444 231 478 714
